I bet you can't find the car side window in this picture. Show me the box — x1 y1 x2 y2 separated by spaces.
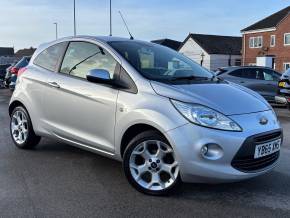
34 42 67 72
243 69 259 79
229 69 243 77
261 69 274 81
60 41 117 79
229 69 257 79
271 71 281 81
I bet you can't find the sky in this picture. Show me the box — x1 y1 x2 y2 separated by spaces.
0 0 289 51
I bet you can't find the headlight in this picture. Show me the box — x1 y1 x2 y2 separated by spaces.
171 100 242 131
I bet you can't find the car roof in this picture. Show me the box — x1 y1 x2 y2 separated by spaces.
35 35 152 56
53 35 142 44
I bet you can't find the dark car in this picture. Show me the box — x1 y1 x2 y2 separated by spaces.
0 64 11 80
4 56 30 87
276 68 290 109
216 66 281 103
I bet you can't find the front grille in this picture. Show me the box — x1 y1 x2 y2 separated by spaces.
231 130 282 173
255 131 281 143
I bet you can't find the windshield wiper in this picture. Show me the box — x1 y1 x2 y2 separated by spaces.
171 75 210 81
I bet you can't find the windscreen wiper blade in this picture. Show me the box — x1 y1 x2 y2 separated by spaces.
171 75 210 81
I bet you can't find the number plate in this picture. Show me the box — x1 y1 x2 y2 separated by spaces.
279 82 286 87
254 139 281 159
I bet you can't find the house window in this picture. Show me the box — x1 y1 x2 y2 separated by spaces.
270 35 275 47
284 63 290 71
284 33 290 45
249 36 263 48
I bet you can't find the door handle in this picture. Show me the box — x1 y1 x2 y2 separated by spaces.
240 81 245 83
48 81 60 88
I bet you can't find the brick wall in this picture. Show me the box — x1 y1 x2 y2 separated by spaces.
242 15 290 72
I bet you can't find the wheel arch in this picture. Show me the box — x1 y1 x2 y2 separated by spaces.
9 100 27 116
119 123 169 158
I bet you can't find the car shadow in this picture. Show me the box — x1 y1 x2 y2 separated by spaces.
31 138 290 206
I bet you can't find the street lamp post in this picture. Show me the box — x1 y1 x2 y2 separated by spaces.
73 0 76 36
109 0 112 36
53 22 58 40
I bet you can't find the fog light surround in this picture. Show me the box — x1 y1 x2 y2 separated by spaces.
201 143 223 160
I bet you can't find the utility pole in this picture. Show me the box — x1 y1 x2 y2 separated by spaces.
73 0 76 36
53 22 58 40
109 0 112 36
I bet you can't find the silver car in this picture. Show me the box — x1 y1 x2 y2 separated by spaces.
9 36 283 195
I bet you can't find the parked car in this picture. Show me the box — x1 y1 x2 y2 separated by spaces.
275 68 290 109
0 64 11 88
8 74 17 91
9 36 282 195
4 57 30 87
0 64 11 80
216 66 281 103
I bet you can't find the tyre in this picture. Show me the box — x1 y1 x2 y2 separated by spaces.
123 130 180 195
10 106 41 149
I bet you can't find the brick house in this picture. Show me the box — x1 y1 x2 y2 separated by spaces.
241 6 290 72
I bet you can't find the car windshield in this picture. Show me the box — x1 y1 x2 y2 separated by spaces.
108 41 213 83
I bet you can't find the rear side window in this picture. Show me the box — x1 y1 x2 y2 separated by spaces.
229 69 244 77
34 42 67 72
259 69 280 81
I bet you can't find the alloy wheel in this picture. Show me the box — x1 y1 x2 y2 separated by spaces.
129 140 179 191
11 110 29 144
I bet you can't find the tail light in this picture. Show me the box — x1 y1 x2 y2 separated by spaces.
17 67 27 77
287 97 290 103
10 67 19 74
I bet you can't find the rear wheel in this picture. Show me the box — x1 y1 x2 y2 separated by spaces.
123 131 180 195
10 106 41 149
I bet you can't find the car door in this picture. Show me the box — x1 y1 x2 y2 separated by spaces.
238 68 265 94
225 68 257 87
44 41 120 153
256 68 280 102
225 68 267 96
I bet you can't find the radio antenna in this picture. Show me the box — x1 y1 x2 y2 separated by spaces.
118 11 134 40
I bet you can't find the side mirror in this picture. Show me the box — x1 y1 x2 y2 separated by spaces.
86 69 111 84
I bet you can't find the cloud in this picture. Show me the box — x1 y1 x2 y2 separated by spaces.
0 0 289 50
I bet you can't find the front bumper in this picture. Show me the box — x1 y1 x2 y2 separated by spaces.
165 110 282 183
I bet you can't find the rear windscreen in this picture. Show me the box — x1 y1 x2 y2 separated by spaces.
15 58 30 68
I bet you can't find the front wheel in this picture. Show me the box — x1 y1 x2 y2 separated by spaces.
10 106 41 149
123 131 180 195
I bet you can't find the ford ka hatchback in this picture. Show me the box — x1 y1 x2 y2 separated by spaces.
9 36 283 195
